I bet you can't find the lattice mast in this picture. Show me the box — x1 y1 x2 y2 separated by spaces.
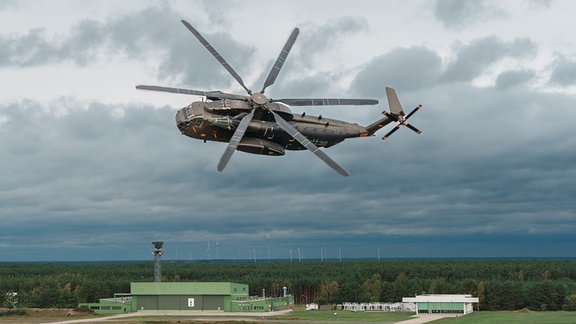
152 241 164 282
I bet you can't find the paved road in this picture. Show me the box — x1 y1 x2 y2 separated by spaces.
399 314 458 323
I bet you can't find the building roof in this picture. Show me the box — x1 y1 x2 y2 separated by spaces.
402 294 479 303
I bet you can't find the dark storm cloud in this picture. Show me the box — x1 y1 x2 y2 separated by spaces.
434 0 504 29
0 99 377 256
2 84 576 260
548 55 576 86
348 76 576 235
443 36 537 82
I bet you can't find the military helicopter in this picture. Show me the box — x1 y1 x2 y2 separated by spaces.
137 20 422 176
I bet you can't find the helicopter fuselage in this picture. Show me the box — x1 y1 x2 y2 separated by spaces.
175 99 371 156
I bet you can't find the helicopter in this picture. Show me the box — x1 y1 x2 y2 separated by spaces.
136 20 422 176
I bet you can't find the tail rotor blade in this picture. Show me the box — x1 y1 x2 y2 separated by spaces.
270 110 349 176
404 104 422 120
383 111 399 122
382 125 400 140
405 123 422 134
261 28 299 93
381 88 423 139
181 20 252 95
217 110 255 172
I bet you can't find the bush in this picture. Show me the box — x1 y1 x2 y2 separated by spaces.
0 309 27 316
563 293 576 311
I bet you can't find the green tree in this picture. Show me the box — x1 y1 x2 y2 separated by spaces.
563 293 576 311
316 280 339 304
477 281 486 308
361 273 382 302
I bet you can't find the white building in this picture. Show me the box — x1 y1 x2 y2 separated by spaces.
402 294 479 315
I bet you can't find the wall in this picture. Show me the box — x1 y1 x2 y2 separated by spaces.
135 295 226 312
417 302 464 314
231 296 294 312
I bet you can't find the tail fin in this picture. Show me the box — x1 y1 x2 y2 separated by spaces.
366 87 423 138
385 87 405 116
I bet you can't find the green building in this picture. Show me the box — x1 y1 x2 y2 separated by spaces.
80 282 293 314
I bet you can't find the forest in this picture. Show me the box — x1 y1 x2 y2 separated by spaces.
1 259 576 311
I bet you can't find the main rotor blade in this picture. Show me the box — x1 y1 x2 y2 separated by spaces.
272 98 378 106
217 109 255 172
270 110 350 176
261 27 299 93
181 20 252 95
135 85 247 100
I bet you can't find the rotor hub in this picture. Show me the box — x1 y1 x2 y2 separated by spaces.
251 93 268 106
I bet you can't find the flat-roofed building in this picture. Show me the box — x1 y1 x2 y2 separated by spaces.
402 294 479 315
80 282 293 314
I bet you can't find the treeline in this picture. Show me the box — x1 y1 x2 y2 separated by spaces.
1 259 576 311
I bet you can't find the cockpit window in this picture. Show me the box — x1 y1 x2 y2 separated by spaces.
192 114 204 126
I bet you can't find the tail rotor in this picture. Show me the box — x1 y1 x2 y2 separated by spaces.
381 87 422 140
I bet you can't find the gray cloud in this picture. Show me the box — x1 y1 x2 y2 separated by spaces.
443 36 537 82
526 0 554 9
2 1 576 261
0 13 144 67
267 17 369 98
548 55 576 86
350 36 539 96
298 17 368 60
5 73 576 260
0 5 254 89
351 46 443 95
434 0 504 29
495 69 535 90
0 0 19 10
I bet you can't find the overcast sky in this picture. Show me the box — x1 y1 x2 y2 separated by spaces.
1 0 576 262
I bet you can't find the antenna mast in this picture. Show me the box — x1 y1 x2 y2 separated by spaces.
152 241 164 282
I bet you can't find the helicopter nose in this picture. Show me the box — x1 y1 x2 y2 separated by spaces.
175 108 191 133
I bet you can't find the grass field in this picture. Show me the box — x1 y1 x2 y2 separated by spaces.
0 308 575 323
430 310 576 323
271 310 576 323
269 309 414 322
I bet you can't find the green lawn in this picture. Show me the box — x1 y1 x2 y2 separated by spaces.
129 310 576 324
429 311 576 324
2 309 575 324
269 309 415 322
